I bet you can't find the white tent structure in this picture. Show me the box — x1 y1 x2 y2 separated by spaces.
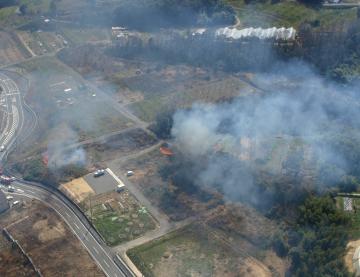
215 27 297 41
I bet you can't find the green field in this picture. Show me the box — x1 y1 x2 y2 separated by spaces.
83 191 156 246
227 0 357 28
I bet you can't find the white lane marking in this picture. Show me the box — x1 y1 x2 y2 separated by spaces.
65 212 70 217
104 260 110 267
74 222 80 229
12 184 121 277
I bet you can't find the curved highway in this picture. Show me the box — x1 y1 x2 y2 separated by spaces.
0 71 133 277
0 72 25 162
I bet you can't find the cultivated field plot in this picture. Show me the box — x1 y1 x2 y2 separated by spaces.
129 75 256 122
17 30 66 56
0 31 30 66
81 190 156 246
0 200 104 277
0 233 37 277
61 27 110 45
128 224 272 277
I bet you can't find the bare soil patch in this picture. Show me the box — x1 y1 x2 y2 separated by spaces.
345 239 360 275
60 177 95 203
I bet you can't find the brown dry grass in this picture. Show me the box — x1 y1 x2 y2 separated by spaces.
60 177 95 203
0 200 104 277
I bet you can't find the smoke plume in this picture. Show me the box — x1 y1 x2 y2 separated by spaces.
171 62 360 202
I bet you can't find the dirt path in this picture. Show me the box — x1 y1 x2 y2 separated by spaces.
16 32 36 58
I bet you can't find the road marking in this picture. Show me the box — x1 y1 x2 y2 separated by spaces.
93 247 99 254
104 260 110 267
84 236 89 241
65 212 70 217
74 222 80 229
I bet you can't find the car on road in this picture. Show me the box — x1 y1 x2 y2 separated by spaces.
7 186 15 192
93 169 105 177
0 145 5 152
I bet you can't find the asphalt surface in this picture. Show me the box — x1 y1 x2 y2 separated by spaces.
0 72 24 162
0 72 133 277
6 181 131 277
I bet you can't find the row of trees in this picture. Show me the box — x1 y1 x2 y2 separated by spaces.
113 0 236 30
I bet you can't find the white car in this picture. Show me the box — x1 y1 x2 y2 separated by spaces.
93 169 105 177
0 145 5 152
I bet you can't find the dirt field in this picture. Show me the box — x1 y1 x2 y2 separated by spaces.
0 200 104 277
0 233 37 277
60 177 95 203
81 190 156 246
0 31 30 66
128 224 272 277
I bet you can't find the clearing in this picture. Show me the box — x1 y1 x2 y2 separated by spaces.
60 177 95 203
128 224 273 277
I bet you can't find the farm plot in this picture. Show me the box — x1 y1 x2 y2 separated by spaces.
81 190 156 246
0 31 30 66
17 30 66 56
129 75 256 122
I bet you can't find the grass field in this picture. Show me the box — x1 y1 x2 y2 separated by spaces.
61 27 110 45
226 0 357 28
129 76 255 122
128 224 271 277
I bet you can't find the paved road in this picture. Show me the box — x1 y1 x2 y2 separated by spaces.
6 181 131 277
0 72 25 162
0 72 133 277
